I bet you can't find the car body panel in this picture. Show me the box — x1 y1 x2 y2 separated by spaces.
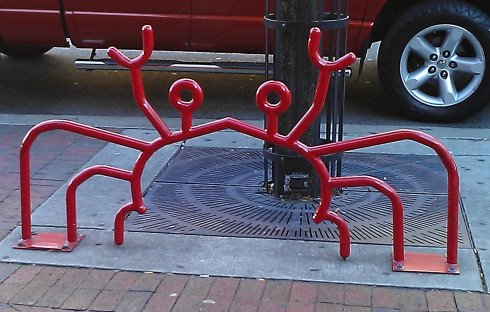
189 0 368 54
62 0 191 50
0 0 67 46
0 1 374 54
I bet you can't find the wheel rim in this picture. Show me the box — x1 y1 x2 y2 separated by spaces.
400 24 485 107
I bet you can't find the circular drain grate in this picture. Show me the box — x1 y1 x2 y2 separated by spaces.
126 147 470 247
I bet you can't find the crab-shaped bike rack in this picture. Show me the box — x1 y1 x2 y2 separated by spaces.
16 26 460 274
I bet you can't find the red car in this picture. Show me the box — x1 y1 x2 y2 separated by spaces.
0 0 488 121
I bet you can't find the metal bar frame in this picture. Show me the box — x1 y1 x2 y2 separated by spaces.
16 26 460 274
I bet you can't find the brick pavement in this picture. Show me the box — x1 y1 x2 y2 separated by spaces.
1 264 489 311
0 124 489 311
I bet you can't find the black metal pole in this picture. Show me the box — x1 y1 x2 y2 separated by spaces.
263 0 349 198
273 0 318 197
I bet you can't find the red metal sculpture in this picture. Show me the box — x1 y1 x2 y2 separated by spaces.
16 26 460 274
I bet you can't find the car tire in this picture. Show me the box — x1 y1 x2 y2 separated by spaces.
0 42 52 58
377 0 489 122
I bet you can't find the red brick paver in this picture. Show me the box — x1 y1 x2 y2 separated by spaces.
257 299 288 312
202 294 234 312
35 286 75 308
209 278 241 298
3 266 486 312
130 272 164 292
317 283 344 304
54 267 90 288
482 293 490 311
0 282 25 303
105 271 141 291
262 280 292 302
29 267 64 287
9 282 51 305
454 291 486 312
156 274 189 295
315 302 344 312
79 269 115 289
286 300 315 312
115 290 152 312
3 265 41 285
61 288 101 310
400 289 428 311
89 289 126 311
372 286 399 309
289 281 318 303
426 290 458 311
344 305 371 312
345 284 372 307
143 291 179 312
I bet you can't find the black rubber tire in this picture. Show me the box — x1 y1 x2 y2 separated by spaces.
377 0 489 122
0 42 52 58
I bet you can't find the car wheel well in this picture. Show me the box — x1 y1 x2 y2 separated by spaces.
370 0 489 44
376 0 489 121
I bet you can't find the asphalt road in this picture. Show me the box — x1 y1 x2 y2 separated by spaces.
0 44 488 128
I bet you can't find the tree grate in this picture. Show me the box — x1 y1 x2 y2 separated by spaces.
126 146 470 247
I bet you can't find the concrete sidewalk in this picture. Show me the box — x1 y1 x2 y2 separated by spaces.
0 114 489 311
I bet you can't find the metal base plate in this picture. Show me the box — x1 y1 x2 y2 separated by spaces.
393 252 460 274
13 232 85 252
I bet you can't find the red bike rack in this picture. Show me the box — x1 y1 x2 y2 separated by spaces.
16 26 460 274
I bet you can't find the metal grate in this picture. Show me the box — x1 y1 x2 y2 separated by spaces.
126 147 470 247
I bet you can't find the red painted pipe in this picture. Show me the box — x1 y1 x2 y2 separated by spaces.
328 176 405 262
66 166 132 242
310 129 459 265
18 26 459 269
19 120 150 241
